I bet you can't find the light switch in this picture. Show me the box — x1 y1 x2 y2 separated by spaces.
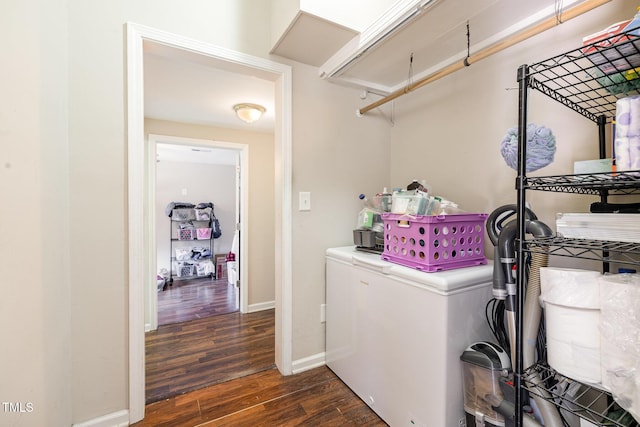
299 192 311 211
181 188 188 196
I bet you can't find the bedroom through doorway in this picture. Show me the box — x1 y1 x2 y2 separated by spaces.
148 135 246 330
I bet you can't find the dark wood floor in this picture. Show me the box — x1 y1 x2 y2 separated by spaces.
159 277 238 326
145 278 385 426
146 309 276 403
134 365 387 427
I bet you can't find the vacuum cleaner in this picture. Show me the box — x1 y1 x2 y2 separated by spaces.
461 205 563 427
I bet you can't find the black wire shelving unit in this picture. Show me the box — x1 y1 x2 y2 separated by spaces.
515 28 640 427
523 364 638 426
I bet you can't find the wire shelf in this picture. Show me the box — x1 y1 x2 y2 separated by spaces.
525 236 640 266
523 364 638 426
527 29 640 123
525 171 640 195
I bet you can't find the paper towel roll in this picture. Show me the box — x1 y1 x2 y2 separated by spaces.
616 136 632 171
540 267 603 383
614 136 640 172
599 274 640 420
616 95 640 137
632 138 640 170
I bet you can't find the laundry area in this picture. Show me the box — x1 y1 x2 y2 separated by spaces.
12 1 640 426
321 4 640 427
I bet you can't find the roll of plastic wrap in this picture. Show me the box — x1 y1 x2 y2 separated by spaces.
599 274 640 422
540 267 602 307
540 267 603 383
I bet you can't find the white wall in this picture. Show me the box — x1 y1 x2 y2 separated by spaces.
155 161 236 274
1 1 72 426
388 0 640 264
289 61 391 360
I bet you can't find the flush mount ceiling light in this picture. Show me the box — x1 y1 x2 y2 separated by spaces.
233 103 266 124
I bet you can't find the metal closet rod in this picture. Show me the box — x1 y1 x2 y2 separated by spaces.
358 0 612 116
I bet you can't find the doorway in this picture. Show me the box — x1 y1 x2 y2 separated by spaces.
126 22 293 424
146 135 247 331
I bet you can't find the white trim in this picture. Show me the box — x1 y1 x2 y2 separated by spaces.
146 137 158 331
247 300 276 313
291 352 326 374
126 22 293 424
275 66 293 376
148 134 251 315
72 410 129 427
126 23 146 424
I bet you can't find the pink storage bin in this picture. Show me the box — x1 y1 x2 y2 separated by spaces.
197 228 212 240
381 213 487 272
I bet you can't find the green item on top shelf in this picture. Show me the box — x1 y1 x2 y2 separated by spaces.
596 68 640 95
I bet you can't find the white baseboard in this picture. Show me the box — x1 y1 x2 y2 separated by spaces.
291 352 326 374
72 409 129 427
247 300 275 313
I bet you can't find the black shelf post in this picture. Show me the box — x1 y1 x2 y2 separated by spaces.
515 63 530 427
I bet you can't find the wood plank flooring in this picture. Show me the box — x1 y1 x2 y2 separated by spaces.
134 366 388 427
159 278 238 326
146 309 275 403
144 290 387 426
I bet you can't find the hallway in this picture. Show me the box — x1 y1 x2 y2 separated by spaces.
146 303 273 403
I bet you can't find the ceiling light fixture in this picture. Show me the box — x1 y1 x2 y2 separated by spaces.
233 103 266 124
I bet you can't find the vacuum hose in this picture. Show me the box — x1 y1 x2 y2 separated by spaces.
493 214 563 427
524 250 564 427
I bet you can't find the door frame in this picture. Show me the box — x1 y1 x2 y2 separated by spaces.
147 134 249 331
126 22 293 423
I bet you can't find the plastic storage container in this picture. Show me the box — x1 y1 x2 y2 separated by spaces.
381 213 487 272
178 228 196 241
196 228 212 240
